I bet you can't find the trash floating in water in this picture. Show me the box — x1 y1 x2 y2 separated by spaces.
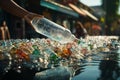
0 36 119 77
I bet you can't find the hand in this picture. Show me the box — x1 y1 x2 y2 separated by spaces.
24 12 44 25
24 12 44 30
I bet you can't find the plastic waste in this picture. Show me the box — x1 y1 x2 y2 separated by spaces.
31 18 76 44
34 66 75 80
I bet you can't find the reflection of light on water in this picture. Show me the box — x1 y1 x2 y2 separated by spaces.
72 61 100 80
72 51 120 80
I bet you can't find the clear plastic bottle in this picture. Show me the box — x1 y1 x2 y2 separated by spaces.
34 66 75 80
31 17 76 44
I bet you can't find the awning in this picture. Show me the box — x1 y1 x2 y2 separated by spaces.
68 3 98 21
40 0 79 18
68 3 86 16
81 8 99 21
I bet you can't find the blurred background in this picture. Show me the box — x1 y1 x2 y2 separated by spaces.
0 0 120 39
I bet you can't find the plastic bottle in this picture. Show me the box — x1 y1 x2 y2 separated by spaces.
34 66 75 80
31 17 76 44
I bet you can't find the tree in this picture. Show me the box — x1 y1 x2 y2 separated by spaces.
102 0 120 35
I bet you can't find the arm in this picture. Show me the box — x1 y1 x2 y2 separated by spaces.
0 0 43 26
0 0 29 18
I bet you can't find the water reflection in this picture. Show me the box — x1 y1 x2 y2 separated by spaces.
98 52 120 80
73 51 120 80
98 60 120 80
74 65 85 76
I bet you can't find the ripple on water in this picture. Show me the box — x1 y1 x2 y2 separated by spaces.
72 51 120 80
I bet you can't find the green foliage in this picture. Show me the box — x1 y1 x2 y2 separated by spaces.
102 0 119 23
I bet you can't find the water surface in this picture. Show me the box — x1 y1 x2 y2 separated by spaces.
72 50 120 80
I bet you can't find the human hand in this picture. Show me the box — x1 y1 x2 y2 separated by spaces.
24 12 44 25
24 12 44 30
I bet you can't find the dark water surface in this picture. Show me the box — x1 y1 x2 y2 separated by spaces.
72 50 120 80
